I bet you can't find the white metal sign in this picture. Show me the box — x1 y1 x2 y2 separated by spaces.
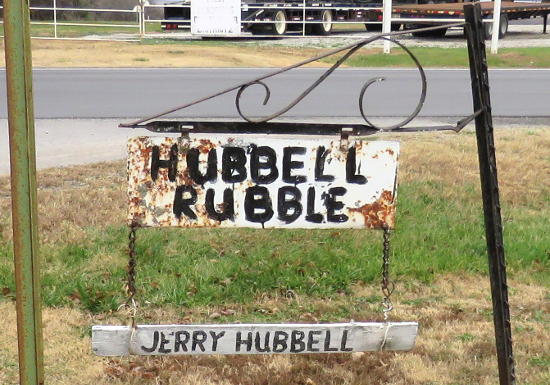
93 322 418 356
191 0 241 36
127 136 399 229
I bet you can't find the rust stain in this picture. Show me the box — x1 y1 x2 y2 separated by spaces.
197 139 215 154
349 190 396 229
386 149 395 156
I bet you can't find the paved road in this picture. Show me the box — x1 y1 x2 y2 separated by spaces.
1 68 549 175
1 68 549 119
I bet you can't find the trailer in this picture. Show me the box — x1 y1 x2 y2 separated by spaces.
392 1 550 38
158 0 550 37
159 0 410 35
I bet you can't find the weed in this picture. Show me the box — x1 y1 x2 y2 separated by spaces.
457 333 475 342
528 355 550 368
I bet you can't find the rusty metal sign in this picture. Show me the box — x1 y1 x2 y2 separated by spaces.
128 136 399 229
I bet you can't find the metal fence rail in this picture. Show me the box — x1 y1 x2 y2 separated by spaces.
0 0 142 41
0 1 500 50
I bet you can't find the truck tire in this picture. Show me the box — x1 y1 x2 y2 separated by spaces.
411 27 448 38
484 14 509 39
269 10 287 36
312 10 333 35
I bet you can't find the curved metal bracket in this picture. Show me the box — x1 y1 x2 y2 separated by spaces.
120 24 471 134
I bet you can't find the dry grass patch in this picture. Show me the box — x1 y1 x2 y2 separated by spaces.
397 128 550 208
0 301 104 385
0 275 548 384
0 39 327 68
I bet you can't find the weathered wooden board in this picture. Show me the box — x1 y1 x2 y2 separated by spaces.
92 322 418 356
128 137 400 229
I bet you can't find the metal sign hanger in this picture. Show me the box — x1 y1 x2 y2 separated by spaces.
92 5 516 385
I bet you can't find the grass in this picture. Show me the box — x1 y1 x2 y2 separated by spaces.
0 127 548 313
0 20 151 39
324 47 550 68
0 127 548 384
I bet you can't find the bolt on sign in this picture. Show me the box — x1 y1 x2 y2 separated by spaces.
127 136 399 229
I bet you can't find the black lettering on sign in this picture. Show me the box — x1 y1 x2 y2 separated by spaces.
346 147 367 184
192 330 207 352
324 187 348 223
255 332 271 353
323 331 338 352
307 330 322 352
283 147 307 184
250 146 278 184
315 146 335 182
340 330 353 352
173 186 197 220
158 332 171 354
174 331 190 353
222 147 247 183
141 331 159 353
151 144 178 182
244 186 274 223
272 331 289 353
205 188 234 222
186 148 217 185
305 187 323 223
277 186 302 224
290 330 306 353
210 331 225 352
236 332 253 352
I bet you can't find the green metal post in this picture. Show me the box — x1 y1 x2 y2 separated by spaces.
4 1 45 384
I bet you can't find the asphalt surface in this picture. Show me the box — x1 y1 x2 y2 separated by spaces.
1 68 549 175
0 68 549 120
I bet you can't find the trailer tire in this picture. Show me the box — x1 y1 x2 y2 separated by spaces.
269 10 288 36
484 14 509 39
312 10 333 35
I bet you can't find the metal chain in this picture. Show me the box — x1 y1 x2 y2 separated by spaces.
124 223 138 328
381 226 395 321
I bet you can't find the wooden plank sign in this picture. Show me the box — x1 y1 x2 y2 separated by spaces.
128 137 400 229
92 322 418 356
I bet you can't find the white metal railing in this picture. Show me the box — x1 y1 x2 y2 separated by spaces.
0 1 501 52
0 0 142 41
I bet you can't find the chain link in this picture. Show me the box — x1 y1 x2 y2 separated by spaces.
381 226 395 321
125 222 138 328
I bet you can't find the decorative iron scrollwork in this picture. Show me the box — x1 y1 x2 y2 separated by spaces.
121 24 480 134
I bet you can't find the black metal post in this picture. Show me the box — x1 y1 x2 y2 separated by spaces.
543 12 548 34
464 4 515 385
